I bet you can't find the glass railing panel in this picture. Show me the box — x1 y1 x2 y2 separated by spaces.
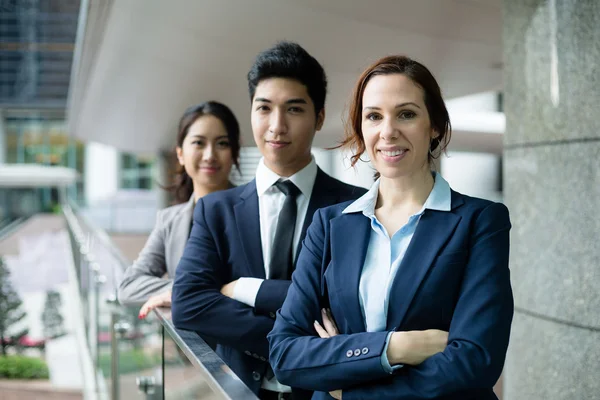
65 202 259 400
163 327 222 400
114 307 164 399
157 309 259 400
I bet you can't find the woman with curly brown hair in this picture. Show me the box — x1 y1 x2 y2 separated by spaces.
269 56 513 400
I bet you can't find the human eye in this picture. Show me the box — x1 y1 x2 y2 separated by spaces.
255 104 270 112
288 106 304 113
365 112 382 121
217 140 230 148
398 110 416 120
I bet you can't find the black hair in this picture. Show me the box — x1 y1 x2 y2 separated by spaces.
169 101 240 203
247 41 327 114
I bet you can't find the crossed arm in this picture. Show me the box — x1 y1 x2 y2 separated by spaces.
171 198 291 357
268 203 513 399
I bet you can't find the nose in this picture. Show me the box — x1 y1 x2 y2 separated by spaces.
380 117 398 142
202 144 216 162
269 108 287 136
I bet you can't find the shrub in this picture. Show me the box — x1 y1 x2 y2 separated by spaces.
98 349 161 376
0 355 49 379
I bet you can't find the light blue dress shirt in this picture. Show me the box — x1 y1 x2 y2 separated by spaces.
342 172 452 372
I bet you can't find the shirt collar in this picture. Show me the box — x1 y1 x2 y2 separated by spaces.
343 171 452 216
255 156 318 198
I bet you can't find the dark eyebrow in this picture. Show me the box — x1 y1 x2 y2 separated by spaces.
363 102 421 111
285 98 308 105
189 135 229 140
253 97 308 105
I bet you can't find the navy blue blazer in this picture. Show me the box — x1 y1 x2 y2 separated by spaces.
268 191 513 400
171 168 367 395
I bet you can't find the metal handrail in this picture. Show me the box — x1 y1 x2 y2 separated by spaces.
67 200 130 269
154 308 259 400
63 201 258 399
62 203 105 399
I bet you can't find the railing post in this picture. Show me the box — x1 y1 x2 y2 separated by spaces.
107 295 127 400
134 321 162 400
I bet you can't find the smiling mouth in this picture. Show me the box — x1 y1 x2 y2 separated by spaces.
267 141 291 148
200 166 220 172
380 150 407 157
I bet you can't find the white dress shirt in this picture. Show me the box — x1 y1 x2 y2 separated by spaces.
232 157 317 306
232 156 317 392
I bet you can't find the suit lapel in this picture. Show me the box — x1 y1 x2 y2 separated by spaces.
295 168 337 261
233 181 266 279
330 213 370 333
386 205 462 330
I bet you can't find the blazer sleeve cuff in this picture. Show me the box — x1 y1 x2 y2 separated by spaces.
380 331 404 373
232 277 264 307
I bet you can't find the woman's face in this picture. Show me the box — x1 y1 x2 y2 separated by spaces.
361 73 437 180
176 115 234 192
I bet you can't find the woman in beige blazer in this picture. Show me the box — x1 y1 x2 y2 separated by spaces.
118 102 240 318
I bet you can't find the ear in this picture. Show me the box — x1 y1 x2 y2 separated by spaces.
315 108 326 131
175 146 184 166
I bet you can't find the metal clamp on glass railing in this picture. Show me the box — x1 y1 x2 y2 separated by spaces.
153 308 259 400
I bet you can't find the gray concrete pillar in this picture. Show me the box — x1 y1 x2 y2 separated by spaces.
0 110 6 164
503 0 600 398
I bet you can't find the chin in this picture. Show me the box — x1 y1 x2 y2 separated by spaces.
198 176 227 188
377 168 410 180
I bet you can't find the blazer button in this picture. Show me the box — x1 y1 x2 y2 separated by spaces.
361 347 369 355
269 312 276 318
252 371 261 381
260 356 267 362
244 350 252 356
346 350 353 358
253 353 260 359
354 349 361 357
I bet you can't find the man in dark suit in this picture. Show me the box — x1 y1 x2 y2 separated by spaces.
171 41 367 399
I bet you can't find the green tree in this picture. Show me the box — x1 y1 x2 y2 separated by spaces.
0 258 28 356
41 290 65 339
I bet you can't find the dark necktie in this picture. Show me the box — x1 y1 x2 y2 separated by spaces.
269 180 301 280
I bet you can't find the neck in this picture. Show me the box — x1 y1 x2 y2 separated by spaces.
193 181 232 203
377 167 434 211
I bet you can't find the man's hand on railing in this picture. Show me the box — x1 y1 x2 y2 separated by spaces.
139 290 172 319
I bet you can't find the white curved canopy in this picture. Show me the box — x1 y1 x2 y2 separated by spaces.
68 0 503 155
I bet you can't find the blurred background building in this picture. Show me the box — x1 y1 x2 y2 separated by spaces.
0 0 597 399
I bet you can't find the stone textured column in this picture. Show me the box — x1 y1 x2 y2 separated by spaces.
503 0 600 399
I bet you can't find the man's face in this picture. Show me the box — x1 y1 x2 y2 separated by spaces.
251 77 324 177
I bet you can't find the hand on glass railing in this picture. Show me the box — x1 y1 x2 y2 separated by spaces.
139 290 172 319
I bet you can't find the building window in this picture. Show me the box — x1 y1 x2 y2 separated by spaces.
120 153 154 190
